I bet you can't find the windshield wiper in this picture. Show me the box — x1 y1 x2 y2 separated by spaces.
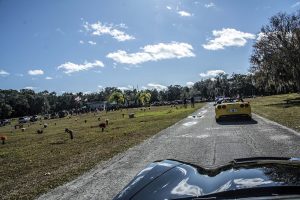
173 186 300 200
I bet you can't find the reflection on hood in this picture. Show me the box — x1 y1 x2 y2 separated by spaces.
113 158 300 200
171 178 203 196
234 178 273 188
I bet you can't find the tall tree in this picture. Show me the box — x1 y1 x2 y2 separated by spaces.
109 91 125 106
137 91 151 106
250 11 300 93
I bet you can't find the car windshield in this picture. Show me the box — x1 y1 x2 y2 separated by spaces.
222 99 236 103
1 1 300 200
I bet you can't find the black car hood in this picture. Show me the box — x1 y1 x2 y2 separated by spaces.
113 157 300 200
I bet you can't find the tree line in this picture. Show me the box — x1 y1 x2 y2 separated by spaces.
1 10 299 119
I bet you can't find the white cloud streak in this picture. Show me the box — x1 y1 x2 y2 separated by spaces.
177 10 192 17
186 81 194 88
292 2 300 7
0 69 10 76
107 42 195 65
83 21 135 42
56 28 65 35
147 83 167 91
88 41 96 45
117 86 129 91
45 76 53 80
199 70 225 78
28 69 44 76
202 28 256 50
83 91 92 95
24 86 36 90
205 2 215 8
256 32 267 41
57 60 104 74
166 6 172 10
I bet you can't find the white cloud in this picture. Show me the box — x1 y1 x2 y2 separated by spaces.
205 2 215 8
83 21 135 42
24 86 36 90
166 6 172 10
57 60 104 74
147 83 167 91
45 76 53 80
118 23 128 29
83 91 92 95
98 85 103 88
177 10 192 17
88 40 96 45
202 28 256 50
199 70 225 78
186 81 194 88
0 69 10 76
256 32 266 41
28 69 44 76
117 86 129 91
256 31 293 42
107 42 195 65
79 40 84 44
292 2 300 7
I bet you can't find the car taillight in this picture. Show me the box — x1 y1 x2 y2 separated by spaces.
240 104 244 108
222 105 226 109
245 104 249 107
217 105 222 109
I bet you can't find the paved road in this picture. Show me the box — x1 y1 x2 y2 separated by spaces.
38 103 300 200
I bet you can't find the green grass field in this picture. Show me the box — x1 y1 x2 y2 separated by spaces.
0 103 203 200
247 93 300 132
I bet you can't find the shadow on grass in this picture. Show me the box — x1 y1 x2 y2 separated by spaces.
265 98 300 108
217 117 258 125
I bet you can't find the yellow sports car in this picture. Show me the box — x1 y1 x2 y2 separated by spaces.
215 98 251 122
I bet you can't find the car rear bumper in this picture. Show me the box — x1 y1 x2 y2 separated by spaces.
216 113 252 119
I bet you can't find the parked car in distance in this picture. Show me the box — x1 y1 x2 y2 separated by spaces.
30 115 39 122
18 116 30 123
0 119 11 126
58 110 68 118
50 113 58 119
44 114 51 120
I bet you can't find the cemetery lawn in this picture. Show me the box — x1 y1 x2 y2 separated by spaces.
0 103 203 200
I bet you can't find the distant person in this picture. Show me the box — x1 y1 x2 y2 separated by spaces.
191 96 195 108
183 98 187 108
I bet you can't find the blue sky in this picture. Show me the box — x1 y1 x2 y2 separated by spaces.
1 0 300 93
